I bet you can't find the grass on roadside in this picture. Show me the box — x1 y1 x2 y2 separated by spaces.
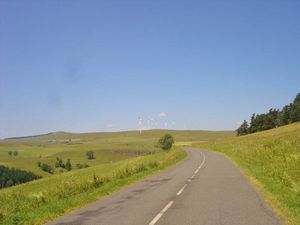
192 122 300 225
0 147 186 225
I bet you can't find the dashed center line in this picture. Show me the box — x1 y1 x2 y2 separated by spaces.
148 201 174 225
148 151 206 225
176 184 187 196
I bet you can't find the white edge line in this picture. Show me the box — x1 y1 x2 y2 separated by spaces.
176 184 187 196
149 201 174 225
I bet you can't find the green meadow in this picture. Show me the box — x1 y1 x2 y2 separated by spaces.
193 123 300 225
0 129 234 224
0 130 234 176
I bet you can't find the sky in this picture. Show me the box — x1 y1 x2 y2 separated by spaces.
0 0 300 138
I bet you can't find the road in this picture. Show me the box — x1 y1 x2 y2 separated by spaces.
47 147 282 225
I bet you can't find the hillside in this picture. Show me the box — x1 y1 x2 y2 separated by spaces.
0 129 234 176
193 122 300 225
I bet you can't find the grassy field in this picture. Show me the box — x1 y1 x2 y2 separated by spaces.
192 123 300 225
0 129 234 176
0 129 234 224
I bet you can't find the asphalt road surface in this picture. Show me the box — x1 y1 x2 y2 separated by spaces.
47 147 282 225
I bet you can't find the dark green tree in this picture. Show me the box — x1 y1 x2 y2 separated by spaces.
65 159 72 171
239 93 300 135
55 157 64 168
158 134 175 150
0 165 41 189
290 93 300 122
86 151 95 160
279 105 291 125
39 163 53 174
236 120 249 136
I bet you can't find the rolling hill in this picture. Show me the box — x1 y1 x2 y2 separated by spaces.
0 129 234 176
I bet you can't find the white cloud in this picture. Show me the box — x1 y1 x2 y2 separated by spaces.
158 112 167 117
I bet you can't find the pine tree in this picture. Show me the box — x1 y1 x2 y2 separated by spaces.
239 93 300 135
65 159 72 171
236 120 249 136
290 93 300 122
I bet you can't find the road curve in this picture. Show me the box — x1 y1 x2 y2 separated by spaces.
46 147 282 225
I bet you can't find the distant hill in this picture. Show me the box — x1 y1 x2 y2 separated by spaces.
2 129 235 142
3 131 67 140
0 129 235 177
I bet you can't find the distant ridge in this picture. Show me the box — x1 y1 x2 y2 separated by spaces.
3 131 68 140
2 129 235 141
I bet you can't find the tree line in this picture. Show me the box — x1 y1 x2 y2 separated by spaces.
237 93 300 136
0 165 40 189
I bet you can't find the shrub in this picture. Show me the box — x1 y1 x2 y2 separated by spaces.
8 151 18 156
158 134 175 150
86 151 95 160
38 163 53 174
55 157 64 168
76 163 89 169
65 159 72 171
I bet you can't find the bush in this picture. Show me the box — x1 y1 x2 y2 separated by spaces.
86 151 95 160
8 150 18 156
76 163 89 169
38 163 53 174
55 157 64 168
158 134 175 150
65 159 72 171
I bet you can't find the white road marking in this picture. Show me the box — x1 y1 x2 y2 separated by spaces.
198 152 206 170
190 152 206 179
176 184 187 196
148 151 206 225
149 201 174 225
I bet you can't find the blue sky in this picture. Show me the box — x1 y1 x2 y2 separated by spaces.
0 0 299 138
